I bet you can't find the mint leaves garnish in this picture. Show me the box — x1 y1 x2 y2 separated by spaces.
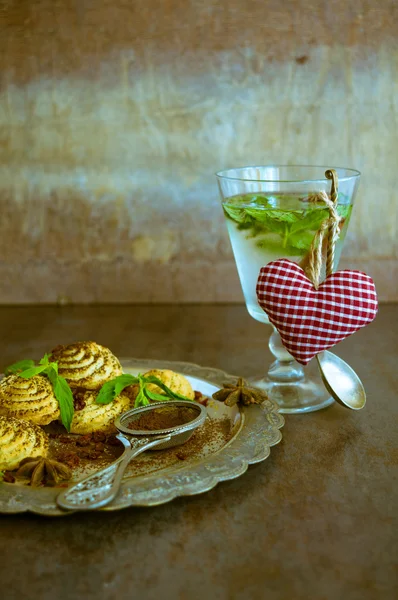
4 360 35 376
4 354 74 432
96 374 192 407
223 193 352 255
45 368 74 433
223 204 251 224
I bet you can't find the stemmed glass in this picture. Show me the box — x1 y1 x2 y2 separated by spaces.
216 165 360 413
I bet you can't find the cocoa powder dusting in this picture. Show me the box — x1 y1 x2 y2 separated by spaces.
128 406 198 431
3 472 16 483
124 415 235 477
72 388 87 411
44 423 124 476
194 390 209 406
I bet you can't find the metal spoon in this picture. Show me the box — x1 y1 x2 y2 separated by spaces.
57 400 207 511
316 351 366 410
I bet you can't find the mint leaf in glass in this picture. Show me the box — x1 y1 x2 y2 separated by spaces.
255 237 301 256
223 204 252 224
337 204 352 220
287 230 317 252
289 208 329 234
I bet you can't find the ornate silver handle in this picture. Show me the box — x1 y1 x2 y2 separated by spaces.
56 434 171 511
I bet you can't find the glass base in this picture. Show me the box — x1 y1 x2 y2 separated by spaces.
249 377 334 413
249 328 335 413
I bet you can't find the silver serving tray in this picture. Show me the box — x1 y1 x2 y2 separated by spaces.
0 358 284 516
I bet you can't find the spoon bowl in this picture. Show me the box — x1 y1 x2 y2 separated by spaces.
316 351 366 410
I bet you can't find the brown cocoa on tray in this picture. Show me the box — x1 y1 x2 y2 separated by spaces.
133 416 234 470
50 429 124 471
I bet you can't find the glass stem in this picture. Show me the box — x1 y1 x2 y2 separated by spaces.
267 327 305 383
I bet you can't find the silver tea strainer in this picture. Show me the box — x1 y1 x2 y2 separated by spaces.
57 400 207 511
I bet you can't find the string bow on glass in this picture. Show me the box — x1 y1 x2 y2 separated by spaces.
303 169 341 288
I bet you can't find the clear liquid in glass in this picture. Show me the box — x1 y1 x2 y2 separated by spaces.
223 192 352 323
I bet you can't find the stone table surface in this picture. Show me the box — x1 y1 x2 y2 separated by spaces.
0 304 397 600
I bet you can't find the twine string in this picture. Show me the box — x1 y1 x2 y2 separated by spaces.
305 169 340 289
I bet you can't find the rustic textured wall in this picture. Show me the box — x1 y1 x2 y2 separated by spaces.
0 0 397 303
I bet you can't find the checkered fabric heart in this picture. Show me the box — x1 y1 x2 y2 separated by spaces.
256 259 378 365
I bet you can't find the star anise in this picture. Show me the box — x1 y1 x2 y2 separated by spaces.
212 378 268 407
16 456 72 487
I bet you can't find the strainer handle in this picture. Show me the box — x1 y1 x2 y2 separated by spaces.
56 434 171 511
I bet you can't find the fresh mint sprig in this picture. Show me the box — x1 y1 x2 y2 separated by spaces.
223 193 352 254
95 373 192 407
4 359 35 376
4 355 74 432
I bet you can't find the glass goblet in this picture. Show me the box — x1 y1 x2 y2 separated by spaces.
216 165 360 413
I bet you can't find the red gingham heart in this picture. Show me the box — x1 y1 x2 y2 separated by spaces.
256 259 378 365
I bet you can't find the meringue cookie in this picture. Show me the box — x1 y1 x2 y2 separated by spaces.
0 374 60 425
50 341 122 390
70 389 130 434
143 369 195 400
0 415 49 471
